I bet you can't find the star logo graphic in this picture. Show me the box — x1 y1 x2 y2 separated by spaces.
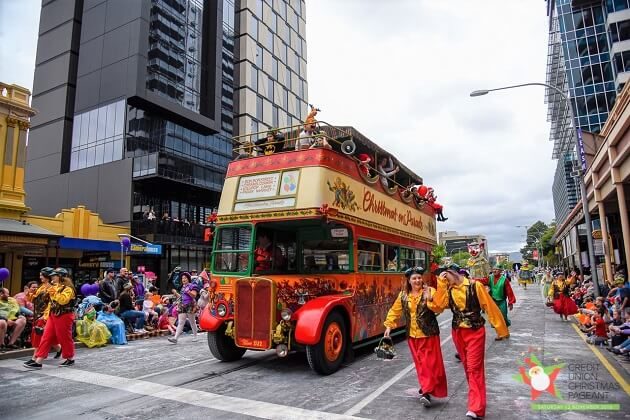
512 353 564 400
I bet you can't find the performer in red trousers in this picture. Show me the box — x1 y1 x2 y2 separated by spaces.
384 266 447 407
432 264 509 419
26 268 76 369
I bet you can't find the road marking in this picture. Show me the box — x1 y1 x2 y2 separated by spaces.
343 334 454 416
571 323 630 396
0 359 361 420
134 357 217 380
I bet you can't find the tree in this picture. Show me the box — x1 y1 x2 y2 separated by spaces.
431 244 447 265
520 221 548 261
452 251 470 267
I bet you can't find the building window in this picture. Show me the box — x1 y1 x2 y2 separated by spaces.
256 0 263 17
257 96 263 120
70 99 125 171
268 75 274 101
251 67 258 91
272 105 279 127
256 45 263 68
272 58 278 79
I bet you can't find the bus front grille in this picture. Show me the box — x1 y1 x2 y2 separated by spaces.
234 278 274 349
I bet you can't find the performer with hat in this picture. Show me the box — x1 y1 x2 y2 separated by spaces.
383 266 447 407
547 270 578 321
488 265 516 328
26 268 76 369
432 264 509 419
24 267 62 366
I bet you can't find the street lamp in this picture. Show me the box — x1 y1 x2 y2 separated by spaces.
472 83 600 296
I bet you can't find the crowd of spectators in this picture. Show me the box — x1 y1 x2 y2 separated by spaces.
542 266 630 360
0 266 212 352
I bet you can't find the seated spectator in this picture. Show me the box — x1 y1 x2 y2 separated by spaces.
0 287 27 350
149 286 162 306
118 283 147 334
97 301 127 345
143 291 159 326
607 308 630 354
14 281 37 317
76 306 111 348
585 313 608 345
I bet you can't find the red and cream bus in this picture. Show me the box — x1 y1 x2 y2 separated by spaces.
200 123 437 374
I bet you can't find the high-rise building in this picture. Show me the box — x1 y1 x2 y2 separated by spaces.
552 152 580 223
546 0 630 226
233 0 308 136
24 0 308 283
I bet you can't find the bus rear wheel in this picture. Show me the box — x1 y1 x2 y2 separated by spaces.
306 311 347 375
208 324 246 362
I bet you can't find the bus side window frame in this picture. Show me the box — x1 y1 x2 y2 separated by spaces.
357 238 383 272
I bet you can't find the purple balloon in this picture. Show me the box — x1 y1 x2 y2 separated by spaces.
0 267 9 282
80 283 91 296
90 283 100 296
121 237 131 248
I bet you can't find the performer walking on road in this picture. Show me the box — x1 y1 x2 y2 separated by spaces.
488 266 516 328
383 266 447 407
432 264 509 419
547 270 578 321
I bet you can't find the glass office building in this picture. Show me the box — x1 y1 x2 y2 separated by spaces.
546 0 630 226
26 0 308 284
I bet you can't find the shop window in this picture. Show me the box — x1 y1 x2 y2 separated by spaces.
358 240 381 272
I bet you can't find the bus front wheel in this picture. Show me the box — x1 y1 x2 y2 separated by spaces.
208 324 246 362
306 311 347 375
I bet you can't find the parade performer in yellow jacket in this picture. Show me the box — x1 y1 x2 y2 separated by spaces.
384 267 447 407
547 270 578 321
432 264 509 420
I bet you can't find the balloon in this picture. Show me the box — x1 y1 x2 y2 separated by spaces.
80 283 91 296
0 267 9 282
418 186 428 197
89 283 100 296
121 237 131 248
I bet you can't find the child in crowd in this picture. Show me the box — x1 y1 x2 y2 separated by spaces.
585 313 609 346
143 291 159 327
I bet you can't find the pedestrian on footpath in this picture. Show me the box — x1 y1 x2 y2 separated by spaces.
26 268 76 369
168 272 199 344
383 266 447 407
487 266 516 329
547 270 578 321
432 264 509 420
24 267 61 366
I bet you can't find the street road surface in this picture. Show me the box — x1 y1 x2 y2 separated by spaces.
1 285 629 419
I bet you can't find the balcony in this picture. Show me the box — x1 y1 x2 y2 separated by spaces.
131 219 213 247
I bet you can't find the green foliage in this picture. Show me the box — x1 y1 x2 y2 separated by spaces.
451 251 470 267
431 244 447 264
519 221 556 262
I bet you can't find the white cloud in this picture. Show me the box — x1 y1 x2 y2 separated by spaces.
0 0 40 91
307 0 556 253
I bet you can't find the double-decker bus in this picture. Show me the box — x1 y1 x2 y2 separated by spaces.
200 122 437 374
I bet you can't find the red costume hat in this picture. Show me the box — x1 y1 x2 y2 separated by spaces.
358 153 371 163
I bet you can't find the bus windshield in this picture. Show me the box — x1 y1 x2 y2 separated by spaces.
213 226 252 273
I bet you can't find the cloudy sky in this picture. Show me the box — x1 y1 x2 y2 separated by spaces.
0 0 555 253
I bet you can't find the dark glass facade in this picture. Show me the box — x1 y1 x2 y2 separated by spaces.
557 0 615 133
552 152 580 226
147 0 204 112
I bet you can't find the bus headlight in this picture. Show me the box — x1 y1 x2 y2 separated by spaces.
280 308 292 321
217 303 227 317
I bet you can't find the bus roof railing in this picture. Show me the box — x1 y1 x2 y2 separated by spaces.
231 122 428 206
